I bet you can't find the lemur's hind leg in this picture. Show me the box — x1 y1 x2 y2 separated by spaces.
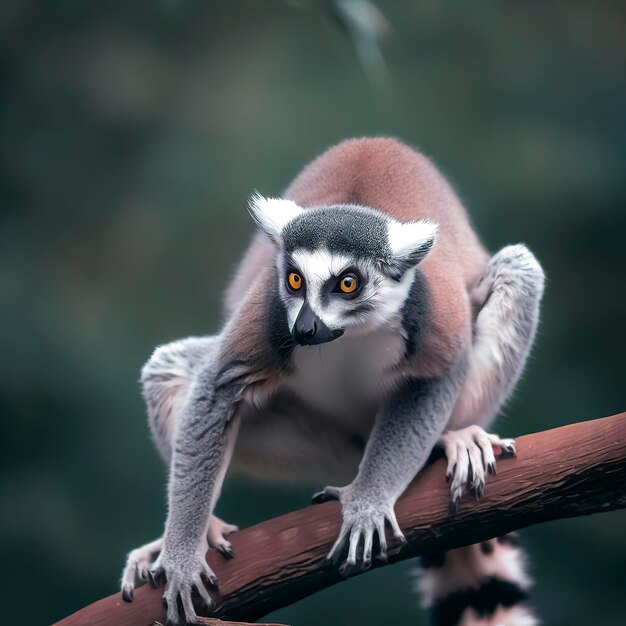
444 245 545 510
121 336 239 601
207 515 239 559
121 537 162 601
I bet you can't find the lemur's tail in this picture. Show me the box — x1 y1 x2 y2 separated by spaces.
415 534 538 626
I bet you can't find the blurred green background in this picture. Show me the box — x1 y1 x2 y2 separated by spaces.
2 1 625 625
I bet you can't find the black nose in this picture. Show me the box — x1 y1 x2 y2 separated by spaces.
293 302 342 346
300 320 317 340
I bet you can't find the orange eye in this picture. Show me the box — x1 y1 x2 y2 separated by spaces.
288 272 303 291
339 274 358 294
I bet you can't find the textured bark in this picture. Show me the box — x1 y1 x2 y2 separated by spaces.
54 412 626 626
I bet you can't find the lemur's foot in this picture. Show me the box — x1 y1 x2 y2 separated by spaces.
207 515 239 559
440 426 516 513
151 551 218 625
313 484 405 574
121 537 163 602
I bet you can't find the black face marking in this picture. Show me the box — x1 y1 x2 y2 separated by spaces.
282 205 392 261
430 577 530 626
400 269 430 359
268 286 294 368
343 301 375 318
480 541 494 555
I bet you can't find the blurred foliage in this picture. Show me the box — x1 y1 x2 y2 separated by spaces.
1 1 625 625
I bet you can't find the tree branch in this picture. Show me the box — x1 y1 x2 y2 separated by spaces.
54 412 626 626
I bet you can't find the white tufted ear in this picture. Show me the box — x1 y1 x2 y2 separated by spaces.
386 219 438 277
248 192 304 244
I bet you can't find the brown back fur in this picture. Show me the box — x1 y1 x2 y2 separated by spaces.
225 137 489 379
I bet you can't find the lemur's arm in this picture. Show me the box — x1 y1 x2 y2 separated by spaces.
151 270 278 626
314 359 467 570
152 356 245 624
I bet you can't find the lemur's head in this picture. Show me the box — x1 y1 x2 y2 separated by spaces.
249 193 437 346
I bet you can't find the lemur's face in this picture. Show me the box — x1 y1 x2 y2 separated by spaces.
248 194 437 346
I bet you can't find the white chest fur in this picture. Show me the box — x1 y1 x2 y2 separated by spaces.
284 329 405 419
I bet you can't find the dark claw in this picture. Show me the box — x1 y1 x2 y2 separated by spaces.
312 491 337 504
449 496 461 513
339 561 358 578
474 484 484 500
122 588 133 602
200 571 219 590
312 491 335 504
148 570 159 589
217 544 234 560
501 441 517 456
487 462 497 476
445 463 456 483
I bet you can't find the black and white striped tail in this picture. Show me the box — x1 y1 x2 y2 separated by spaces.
415 534 538 626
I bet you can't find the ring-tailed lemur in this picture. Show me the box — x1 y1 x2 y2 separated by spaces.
121 138 544 626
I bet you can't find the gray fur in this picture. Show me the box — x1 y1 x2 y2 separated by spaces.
141 336 221 463
282 205 391 261
152 356 246 624
473 245 544 419
449 244 546 432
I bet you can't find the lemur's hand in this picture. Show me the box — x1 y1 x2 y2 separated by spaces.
150 549 218 625
312 484 405 573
